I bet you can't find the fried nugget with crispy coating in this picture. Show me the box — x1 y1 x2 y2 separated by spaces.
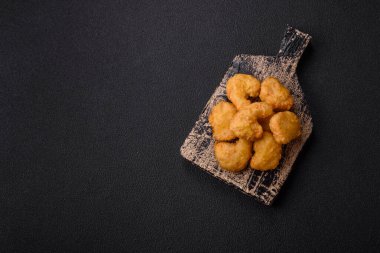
226 74 261 110
259 77 293 111
250 132 282 171
243 102 273 118
230 102 273 142
208 101 237 141
214 139 252 172
269 111 301 144
230 109 263 142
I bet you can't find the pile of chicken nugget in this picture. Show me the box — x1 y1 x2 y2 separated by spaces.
208 74 301 172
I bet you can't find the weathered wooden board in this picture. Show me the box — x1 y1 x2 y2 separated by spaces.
180 26 312 205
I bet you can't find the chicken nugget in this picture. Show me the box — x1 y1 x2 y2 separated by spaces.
230 109 263 142
230 102 273 141
269 111 301 144
208 101 237 141
259 77 293 111
226 74 261 110
242 102 273 118
214 139 252 172
250 132 282 171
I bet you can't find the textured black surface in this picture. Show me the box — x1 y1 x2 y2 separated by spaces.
1 1 380 252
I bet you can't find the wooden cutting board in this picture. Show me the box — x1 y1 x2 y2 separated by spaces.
180 26 312 205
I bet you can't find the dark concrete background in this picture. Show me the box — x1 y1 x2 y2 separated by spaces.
1 1 379 252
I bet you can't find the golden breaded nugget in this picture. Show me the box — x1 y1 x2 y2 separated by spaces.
250 132 282 171
226 74 261 110
214 139 252 172
259 77 293 111
269 111 301 144
208 101 237 141
242 102 273 118
230 109 263 142
230 102 273 142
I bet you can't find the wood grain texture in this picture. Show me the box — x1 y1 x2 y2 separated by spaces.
180 26 312 205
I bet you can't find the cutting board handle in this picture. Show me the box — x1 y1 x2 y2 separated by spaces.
277 25 311 72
